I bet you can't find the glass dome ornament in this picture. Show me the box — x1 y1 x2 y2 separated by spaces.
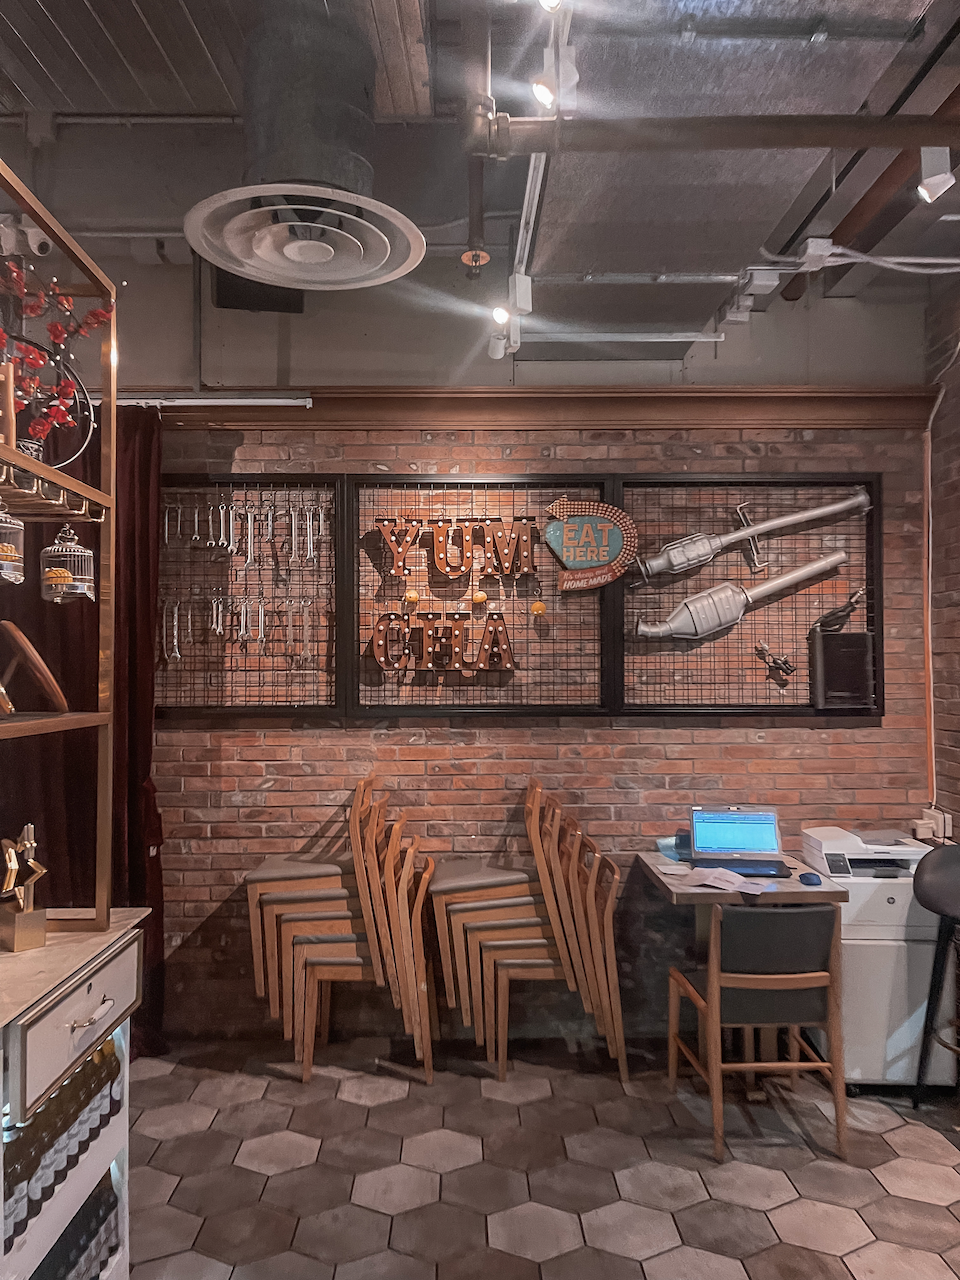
0 503 25 585
39 525 95 603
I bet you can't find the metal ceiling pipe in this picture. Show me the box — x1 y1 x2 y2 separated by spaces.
469 114 960 158
243 0 376 194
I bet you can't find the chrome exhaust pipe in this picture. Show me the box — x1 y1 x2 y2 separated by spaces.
635 551 847 640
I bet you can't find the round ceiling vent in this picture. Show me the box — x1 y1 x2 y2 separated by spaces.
184 182 426 291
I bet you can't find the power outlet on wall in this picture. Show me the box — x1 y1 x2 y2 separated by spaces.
922 808 954 840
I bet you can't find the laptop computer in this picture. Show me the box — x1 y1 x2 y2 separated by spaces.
685 806 791 877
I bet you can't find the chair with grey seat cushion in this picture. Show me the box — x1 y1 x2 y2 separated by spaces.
668 903 846 1162
912 843 960 1108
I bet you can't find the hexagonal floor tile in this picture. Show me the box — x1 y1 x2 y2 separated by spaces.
390 1200 486 1262
131 1075 200 1111
726 1140 815 1173
129 1205 203 1265
135 1103 218 1142
860 1195 960 1252
845 1239 956 1280
232 1252 331 1280
788 1159 885 1208
149 1131 239 1178
410 1073 482 1107
743 1243 853 1280
353 1163 440 1214
646 1134 730 1171
369 1098 445 1137
438 1246 539 1279
874 1157 960 1206
540 1246 643 1280
674 1201 778 1259
767 1198 875 1256
488 1201 583 1262
445 1098 520 1138
294 1204 391 1264
485 1127 567 1172
336 1251 434 1280
482 1075 553 1105
702 1161 798 1211
884 1123 960 1166
193 1204 296 1266
403 1128 483 1173
316 1126 401 1172
170 1166 265 1218
190 1074 267 1109
289 1098 368 1138
529 1161 619 1213
131 1250 232 1279
616 1160 707 1211
565 1127 648 1171
337 1074 410 1106
644 1246 748 1280
442 1161 528 1214
552 1074 625 1104
581 1200 680 1262
211 1099 292 1140
815 1099 905 1135
519 1099 597 1137
262 1163 353 1217
264 1075 339 1106
594 1098 674 1137
129 1166 179 1213
130 1057 177 1083
131 1132 160 1169
234 1130 320 1175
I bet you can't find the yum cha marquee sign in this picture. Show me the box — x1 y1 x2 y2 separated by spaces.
365 497 638 674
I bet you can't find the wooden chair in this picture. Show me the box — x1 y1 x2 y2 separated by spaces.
245 773 374 1001
568 834 607 1040
395 844 437 1083
490 951 568 1081
447 892 546 1026
585 850 629 1083
279 894 364 1040
668 903 846 1162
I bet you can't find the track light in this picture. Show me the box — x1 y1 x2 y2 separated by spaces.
918 148 956 204
488 332 508 359
531 76 556 110
492 305 510 326
538 0 564 11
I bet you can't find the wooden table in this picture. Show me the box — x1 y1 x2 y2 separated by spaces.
637 848 849 907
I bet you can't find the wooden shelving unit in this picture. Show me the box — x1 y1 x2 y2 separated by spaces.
0 155 117 932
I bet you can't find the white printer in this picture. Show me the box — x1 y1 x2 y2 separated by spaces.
802 826 955 1086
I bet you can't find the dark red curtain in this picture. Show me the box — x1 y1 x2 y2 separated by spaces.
0 406 164 1039
112 406 165 1043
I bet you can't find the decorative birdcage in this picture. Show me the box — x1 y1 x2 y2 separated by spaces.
0 502 25 585
40 525 95 603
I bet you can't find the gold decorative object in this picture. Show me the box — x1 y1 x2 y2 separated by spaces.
0 823 47 951
472 590 487 604
404 588 420 604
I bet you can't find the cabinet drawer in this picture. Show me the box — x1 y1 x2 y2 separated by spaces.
6 930 142 1121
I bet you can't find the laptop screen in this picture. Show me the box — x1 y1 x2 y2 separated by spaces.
691 809 780 856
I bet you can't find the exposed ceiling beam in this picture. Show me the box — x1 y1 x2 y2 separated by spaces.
469 114 960 158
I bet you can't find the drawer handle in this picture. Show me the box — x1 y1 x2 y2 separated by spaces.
69 997 115 1033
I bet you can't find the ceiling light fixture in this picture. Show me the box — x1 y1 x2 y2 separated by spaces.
531 76 556 111
918 147 956 204
538 0 564 11
492 306 510 326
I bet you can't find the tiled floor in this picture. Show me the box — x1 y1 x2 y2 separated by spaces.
128 1043 960 1279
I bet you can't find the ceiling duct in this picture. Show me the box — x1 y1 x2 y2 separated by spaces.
183 0 425 291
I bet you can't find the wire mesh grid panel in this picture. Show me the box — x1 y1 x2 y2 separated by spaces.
623 481 875 709
356 481 603 709
155 481 336 707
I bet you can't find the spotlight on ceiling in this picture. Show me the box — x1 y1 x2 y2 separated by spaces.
538 0 564 11
488 332 508 360
492 306 510 326
531 76 556 111
918 147 956 204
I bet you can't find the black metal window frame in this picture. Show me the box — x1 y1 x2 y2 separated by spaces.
155 470 884 724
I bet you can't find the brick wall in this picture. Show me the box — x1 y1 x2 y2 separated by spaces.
155 398 930 1040
931 282 960 822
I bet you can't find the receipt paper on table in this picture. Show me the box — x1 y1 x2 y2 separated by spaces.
670 867 766 895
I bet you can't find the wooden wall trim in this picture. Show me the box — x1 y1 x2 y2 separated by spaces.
156 385 935 431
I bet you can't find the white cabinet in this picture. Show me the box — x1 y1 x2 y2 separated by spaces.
841 936 956 1086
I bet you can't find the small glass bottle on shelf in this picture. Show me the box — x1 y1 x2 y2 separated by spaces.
0 502 24 585
39 526 95 604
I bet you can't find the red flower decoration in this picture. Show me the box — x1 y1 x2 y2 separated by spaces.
47 322 68 345
28 416 52 441
56 379 76 399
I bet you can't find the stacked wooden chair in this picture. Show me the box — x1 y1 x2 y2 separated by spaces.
430 776 629 1082
243 774 437 1083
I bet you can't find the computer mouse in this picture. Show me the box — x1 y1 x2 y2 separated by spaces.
799 872 822 886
